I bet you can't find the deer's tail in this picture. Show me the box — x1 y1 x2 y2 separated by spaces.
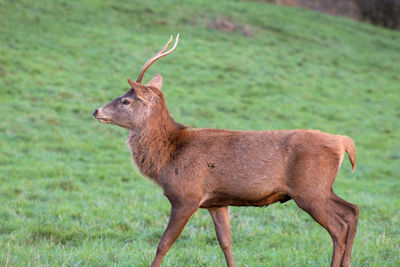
342 136 356 172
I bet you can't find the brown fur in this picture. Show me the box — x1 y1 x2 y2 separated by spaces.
94 73 358 267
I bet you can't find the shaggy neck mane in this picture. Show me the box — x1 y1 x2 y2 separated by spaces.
127 99 187 181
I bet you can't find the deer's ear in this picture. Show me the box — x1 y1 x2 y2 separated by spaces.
127 78 150 102
146 74 163 90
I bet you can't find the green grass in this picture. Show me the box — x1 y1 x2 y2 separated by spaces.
1 0 399 266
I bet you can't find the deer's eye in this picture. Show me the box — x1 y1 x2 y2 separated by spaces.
122 99 130 105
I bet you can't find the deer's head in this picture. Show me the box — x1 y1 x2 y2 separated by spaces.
93 35 179 129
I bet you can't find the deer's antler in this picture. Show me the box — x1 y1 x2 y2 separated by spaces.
136 34 179 83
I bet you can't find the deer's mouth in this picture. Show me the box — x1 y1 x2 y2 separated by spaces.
96 118 111 123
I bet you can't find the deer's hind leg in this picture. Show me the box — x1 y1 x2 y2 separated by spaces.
329 192 359 267
288 155 349 266
291 192 348 267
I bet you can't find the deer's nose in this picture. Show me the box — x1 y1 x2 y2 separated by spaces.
93 109 98 117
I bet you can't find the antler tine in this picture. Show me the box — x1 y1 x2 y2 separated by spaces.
134 36 173 84
136 34 179 83
139 35 172 73
157 35 173 57
140 35 172 69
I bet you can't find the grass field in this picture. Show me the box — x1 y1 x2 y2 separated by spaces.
1 0 400 266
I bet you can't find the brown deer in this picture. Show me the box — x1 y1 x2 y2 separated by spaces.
93 34 359 267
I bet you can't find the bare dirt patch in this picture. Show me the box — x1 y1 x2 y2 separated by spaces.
208 17 254 37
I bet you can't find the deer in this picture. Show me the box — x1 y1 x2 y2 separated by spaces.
93 34 359 267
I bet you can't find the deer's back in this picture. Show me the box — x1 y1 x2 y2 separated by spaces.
161 128 346 207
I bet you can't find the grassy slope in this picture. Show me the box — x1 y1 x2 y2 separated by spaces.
0 0 399 266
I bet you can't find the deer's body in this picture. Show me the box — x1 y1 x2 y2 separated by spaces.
129 123 354 209
94 35 359 267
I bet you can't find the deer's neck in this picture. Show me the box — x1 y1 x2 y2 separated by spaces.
127 110 187 182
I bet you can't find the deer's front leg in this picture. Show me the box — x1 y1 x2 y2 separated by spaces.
209 206 235 267
151 202 198 267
